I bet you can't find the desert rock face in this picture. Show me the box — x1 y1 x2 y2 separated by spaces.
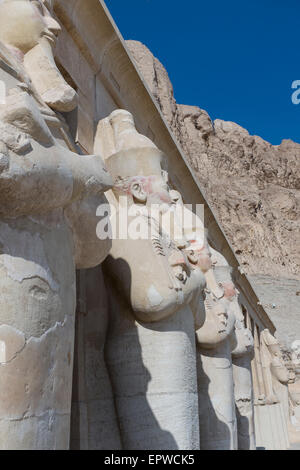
126 40 300 347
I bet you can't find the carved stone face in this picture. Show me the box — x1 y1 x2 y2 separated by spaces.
168 189 207 268
0 0 59 55
207 290 235 334
196 289 235 348
133 174 171 208
114 174 171 208
231 317 254 357
262 330 290 385
0 0 77 111
213 299 229 333
221 284 254 357
106 182 204 322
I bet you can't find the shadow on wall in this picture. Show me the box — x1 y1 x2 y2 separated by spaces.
70 266 122 450
103 257 178 450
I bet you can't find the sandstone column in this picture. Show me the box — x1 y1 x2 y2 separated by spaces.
169 192 239 450
230 305 255 450
196 296 237 450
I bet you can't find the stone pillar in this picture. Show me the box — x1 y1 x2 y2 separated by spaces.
167 191 239 449
196 247 245 450
230 303 255 450
0 214 76 450
232 353 255 449
197 338 237 449
106 279 199 450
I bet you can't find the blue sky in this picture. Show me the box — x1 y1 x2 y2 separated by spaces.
105 0 299 145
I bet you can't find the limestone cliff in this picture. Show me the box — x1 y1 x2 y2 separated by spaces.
126 40 300 346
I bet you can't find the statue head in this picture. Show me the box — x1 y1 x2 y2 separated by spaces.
204 247 255 355
101 110 205 322
262 329 289 385
0 0 59 55
270 355 290 385
113 172 171 208
168 188 209 267
0 2 112 264
207 293 232 334
0 0 78 111
218 281 254 357
195 288 236 348
106 110 171 211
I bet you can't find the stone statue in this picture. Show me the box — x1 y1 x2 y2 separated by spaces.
290 341 300 406
96 109 205 450
260 330 290 415
207 249 256 450
288 340 300 442
191 247 236 449
167 195 236 449
168 190 256 449
289 341 300 408
258 329 291 448
0 0 112 449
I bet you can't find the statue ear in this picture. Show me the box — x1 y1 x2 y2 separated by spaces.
130 181 147 203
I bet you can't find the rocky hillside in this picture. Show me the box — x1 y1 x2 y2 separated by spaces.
126 40 300 346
